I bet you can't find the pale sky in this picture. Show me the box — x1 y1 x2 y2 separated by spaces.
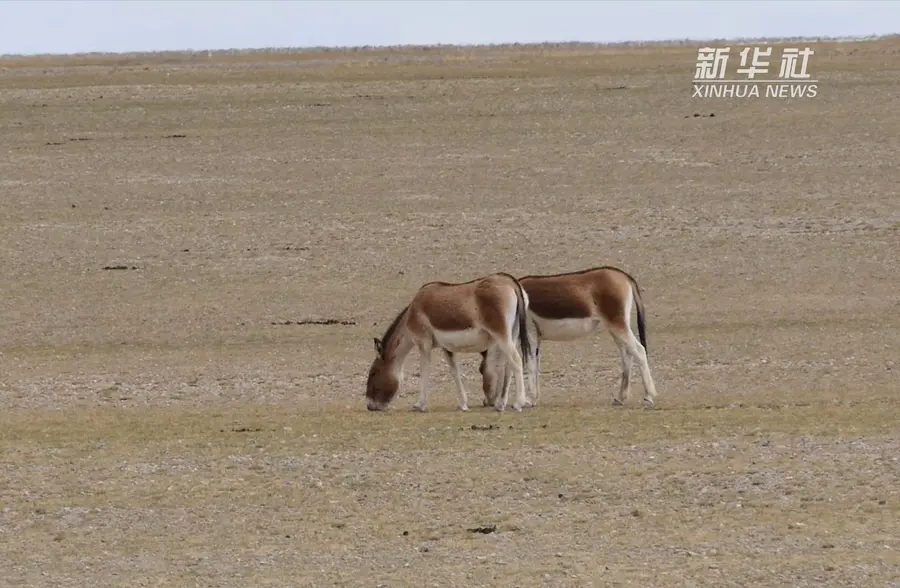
0 0 897 56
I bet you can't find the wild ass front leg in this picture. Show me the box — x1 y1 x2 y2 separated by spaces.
478 352 493 407
443 350 469 411
488 353 511 410
479 348 505 408
412 346 433 412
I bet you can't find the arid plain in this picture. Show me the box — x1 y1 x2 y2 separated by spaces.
1 38 898 587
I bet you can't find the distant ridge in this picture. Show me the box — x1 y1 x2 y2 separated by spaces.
2 33 898 60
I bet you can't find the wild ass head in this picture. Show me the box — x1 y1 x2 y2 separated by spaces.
365 306 409 411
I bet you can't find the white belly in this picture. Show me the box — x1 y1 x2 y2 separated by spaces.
432 328 492 354
531 316 600 342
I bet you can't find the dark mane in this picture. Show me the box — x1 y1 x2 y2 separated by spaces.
420 272 519 289
419 276 481 288
379 304 410 352
493 271 519 283
520 265 639 287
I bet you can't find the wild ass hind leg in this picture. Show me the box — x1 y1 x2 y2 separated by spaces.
492 358 512 411
610 323 657 408
442 350 469 411
494 338 529 412
610 336 633 406
412 344 434 412
529 346 541 407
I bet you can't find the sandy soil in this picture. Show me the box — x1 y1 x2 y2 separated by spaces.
1 39 898 587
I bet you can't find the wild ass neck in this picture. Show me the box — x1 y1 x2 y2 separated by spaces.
380 308 416 369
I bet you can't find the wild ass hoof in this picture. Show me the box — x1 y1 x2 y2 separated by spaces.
411 404 427 413
612 397 624 407
458 404 469 412
643 397 656 409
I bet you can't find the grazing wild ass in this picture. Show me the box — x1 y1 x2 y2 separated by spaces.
477 266 659 408
365 272 535 413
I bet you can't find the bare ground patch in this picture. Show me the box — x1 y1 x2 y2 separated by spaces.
1 39 899 587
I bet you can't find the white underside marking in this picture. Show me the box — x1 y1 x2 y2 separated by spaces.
530 316 601 341
432 328 492 354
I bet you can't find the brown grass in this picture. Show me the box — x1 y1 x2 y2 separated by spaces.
1 38 899 587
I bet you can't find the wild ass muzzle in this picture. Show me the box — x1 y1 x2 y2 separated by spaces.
365 272 535 413
477 266 658 408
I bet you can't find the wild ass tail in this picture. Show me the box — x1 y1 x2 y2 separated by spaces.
628 275 648 357
506 275 532 366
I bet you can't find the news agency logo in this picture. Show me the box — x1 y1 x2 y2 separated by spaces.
692 46 818 99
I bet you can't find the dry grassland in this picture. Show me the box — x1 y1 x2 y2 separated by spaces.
1 38 899 587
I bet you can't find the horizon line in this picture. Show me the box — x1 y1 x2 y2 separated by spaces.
1 32 897 60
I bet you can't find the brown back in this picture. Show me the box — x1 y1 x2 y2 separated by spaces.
519 267 633 324
412 274 515 335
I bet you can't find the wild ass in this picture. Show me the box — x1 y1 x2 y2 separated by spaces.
477 266 658 408
365 272 535 413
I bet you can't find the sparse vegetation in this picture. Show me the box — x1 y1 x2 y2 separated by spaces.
0 36 898 587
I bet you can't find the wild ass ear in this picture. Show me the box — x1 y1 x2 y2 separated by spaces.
373 337 383 356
